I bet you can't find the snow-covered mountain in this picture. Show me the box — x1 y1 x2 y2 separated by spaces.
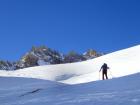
0 46 102 70
0 61 16 70
0 45 140 84
0 45 140 105
16 46 64 68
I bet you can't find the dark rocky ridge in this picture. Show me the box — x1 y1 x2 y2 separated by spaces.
0 46 104 70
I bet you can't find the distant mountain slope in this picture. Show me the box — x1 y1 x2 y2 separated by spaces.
0 46 102 70
0 45 140 84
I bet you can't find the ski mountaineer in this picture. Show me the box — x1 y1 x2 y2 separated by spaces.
99 63 109 80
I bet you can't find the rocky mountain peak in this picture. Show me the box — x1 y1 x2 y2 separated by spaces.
0 46 103 70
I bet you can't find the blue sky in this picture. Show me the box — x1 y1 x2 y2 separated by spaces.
0 0 140 61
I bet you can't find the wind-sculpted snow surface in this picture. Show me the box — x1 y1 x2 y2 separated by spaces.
0 73 140 105
0 45 140 84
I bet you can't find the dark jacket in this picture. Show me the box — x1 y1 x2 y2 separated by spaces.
100 63 109 72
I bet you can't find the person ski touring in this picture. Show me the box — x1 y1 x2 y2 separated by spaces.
99 63 109 80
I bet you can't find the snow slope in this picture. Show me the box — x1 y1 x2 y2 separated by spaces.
0 45 140 105
0 45 140 84
0 73 140 105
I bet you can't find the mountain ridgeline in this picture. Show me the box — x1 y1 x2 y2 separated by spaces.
0 46 103 70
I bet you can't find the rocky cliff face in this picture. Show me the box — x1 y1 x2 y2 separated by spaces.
0 46 103 70
83 49 104 59
16 46 64 68
0 61 16 70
